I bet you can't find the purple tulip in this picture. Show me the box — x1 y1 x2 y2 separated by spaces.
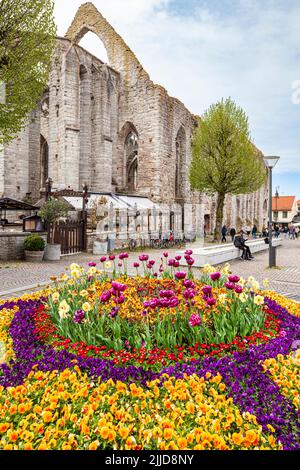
228 274 240 283
159 290 175 298
189 313 201 327
111 281 127 292
202 285 212 295
183 279 195 289
133 262 140 268
175 271 187 280
183 288 196 299
169 297 179 308
100 256 107 263
225 282 235 290
175 255 182 261
73 310 85 324
114 293 125 304
100 290 112 303
173 261 180 268
210 272 221 282
234 285 243 294
186 257 195 266
110 306 119 318
119 252 129 260
185 249 193 256
206 297 217 307
139 254 149 262
88 262 97 267
109 254 116 261
163 252 169 258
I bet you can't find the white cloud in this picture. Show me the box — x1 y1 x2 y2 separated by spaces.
54 0 300 172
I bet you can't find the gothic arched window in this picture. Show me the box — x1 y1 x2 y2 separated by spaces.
175 127 186 200
125 131 138 192
40 135 49 190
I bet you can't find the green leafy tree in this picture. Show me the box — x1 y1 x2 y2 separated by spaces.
0 0 56 144
190 98 266 241
38 198 69 244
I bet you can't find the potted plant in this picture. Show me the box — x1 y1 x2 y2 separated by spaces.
38 198 69 261
23 234 45 262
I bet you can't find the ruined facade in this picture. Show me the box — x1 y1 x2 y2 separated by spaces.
0 2 268 235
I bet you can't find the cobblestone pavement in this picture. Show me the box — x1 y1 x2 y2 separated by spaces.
0 238 299 301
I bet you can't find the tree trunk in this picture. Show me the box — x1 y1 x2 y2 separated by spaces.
213 193 226 242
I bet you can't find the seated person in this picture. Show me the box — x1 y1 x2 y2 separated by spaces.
234 231 254 261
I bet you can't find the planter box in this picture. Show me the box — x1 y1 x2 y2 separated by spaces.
44 244 61 261
25 250 44 263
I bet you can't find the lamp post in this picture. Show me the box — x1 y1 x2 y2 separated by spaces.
82 183 89 251
263 156 280 268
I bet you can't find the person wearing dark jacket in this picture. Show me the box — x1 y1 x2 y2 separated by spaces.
234 231 254 260
221 225 227 243
230 227 236 242
252 224 258 239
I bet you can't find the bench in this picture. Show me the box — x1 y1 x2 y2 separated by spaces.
179 238 283 268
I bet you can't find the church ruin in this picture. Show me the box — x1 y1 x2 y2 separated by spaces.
0 2 268 242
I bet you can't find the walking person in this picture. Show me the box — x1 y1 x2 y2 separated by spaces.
230 227 236 242
290 225 296 240
274 225 280 239
252 224 258 239
221 225 227 243
234 231 254 261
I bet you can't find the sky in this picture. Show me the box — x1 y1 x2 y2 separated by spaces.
54 0 300 199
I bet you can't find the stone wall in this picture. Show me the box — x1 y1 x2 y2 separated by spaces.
0 232 47 261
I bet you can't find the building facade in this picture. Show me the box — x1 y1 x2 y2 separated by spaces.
272 195 298 226
0 2 268 236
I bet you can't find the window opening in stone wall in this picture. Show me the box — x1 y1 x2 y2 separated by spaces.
175 127 186 200
40 135 49 190
78 31 109 64
125 131 138 192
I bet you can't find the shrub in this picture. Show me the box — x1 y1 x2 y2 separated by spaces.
24 234 45 252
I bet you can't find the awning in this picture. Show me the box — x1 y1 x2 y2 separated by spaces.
63 194 162 212
0 197 40 211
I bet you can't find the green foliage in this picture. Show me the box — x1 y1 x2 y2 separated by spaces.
38 198 69 224
0 0 57 144
23 234 45 252
190 98 267 239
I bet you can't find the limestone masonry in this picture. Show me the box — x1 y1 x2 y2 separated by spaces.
0 2 268 234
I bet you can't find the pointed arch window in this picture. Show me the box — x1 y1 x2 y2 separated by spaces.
125 131 138 192
40 135 49 190
175 127 186 200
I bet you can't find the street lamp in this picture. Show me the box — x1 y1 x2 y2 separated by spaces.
263 156 280 268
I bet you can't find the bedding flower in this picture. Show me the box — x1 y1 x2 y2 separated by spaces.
58 300 70 319
0 257 299 451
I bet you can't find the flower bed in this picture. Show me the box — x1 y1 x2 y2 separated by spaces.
0 251 299 450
